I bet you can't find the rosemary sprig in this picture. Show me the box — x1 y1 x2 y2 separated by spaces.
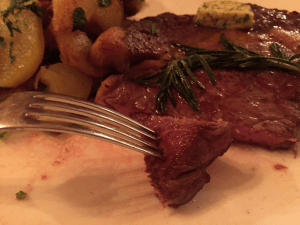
130 57 211 113
173 34 300 74
131 34 300 113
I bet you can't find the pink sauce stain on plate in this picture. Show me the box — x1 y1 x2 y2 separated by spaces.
274 164 288 171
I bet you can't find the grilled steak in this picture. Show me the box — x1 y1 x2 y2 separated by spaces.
96 4 300 149
95 4 300 206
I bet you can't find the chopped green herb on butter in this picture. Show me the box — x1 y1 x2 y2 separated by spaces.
195 1 254 29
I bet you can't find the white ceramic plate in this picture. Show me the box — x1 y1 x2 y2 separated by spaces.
1 1 300 224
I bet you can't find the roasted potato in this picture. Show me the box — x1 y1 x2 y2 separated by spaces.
35 63 93 99
0 0 45 87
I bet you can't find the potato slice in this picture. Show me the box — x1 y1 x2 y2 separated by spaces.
0 0 45 87
35 63 93 100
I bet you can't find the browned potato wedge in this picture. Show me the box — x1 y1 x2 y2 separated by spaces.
89 27 130 73
0 0 44 87
35 63 93 100
123 0 146 16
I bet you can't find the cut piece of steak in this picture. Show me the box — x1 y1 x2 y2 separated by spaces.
134 115 232 207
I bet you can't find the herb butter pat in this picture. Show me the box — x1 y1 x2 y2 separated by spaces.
195 1 254 29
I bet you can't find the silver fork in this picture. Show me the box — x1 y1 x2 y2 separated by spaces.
0 91 163 158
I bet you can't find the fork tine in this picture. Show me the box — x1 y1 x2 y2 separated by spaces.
25 110 159 150
32 92 157 139
16 120 163 158
0 91 163 158
28 100 158 141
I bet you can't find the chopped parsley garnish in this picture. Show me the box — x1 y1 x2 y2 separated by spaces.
72 7 87 31
16 190 27 199
0 36 6 48
151 23 158 35
21 16 28 28
0 131 8 138
9 41 15 64
97 0 112 7
5 18 21 37
23 1 46 17
1 0 46 21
